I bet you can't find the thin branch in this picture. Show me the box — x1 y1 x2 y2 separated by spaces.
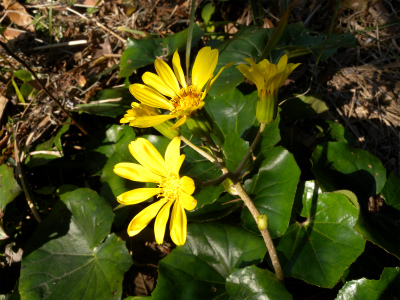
0 40 90 136
179 135 218 165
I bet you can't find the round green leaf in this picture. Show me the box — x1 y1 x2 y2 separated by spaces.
226 265 293 300
206 88 257 141
222 131 249 172
152 222 266 300
312 142 387 199
336 267 400 300
0 165 22 211
242 147 301 238
381 172 400 211
280 94 329 118
276 192 366 288
19 188 132 300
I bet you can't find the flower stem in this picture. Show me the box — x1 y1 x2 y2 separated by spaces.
232 179 284 282
234 122 266 177
178 135 218 165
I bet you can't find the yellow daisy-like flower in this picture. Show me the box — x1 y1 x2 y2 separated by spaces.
128 47 232 130
237 55 300 123
120 102 159 127
113 137 197 246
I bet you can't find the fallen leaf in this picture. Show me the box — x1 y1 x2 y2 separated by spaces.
3 0 34 31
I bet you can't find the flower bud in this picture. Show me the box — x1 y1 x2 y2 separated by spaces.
257 214 268 231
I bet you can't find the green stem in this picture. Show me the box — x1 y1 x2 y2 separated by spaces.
234 122 266 176
232 179 284 282
178 135 218 165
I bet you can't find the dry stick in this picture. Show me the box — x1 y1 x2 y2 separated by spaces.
0 40 90 136
13 130 42 223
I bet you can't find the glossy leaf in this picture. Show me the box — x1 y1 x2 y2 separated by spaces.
19 188 132 300
205 88 257 141
0 165 22 211
260 113 281 151
187 192 241 222
119 24 203 77
85 124 136 176
226 265 293 300
222 131 249 172
316 120 357 146
277 192 366 288
152 222 266 300
381 172 400 211
242 147 301 238
24 123 70 168
336 267 400 300
312 142 386 199
74 87 132 118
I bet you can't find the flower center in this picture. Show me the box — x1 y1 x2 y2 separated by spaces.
171 85 203 117
158 173 181 202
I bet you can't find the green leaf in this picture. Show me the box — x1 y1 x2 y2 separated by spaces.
74 87 132 118
312 142 387 199
152 222 266 300
0 165 22 211
336 267 400 300
119 24 204 77
206 88 257 141
277 192 366 288
316 120 357 146
24 124 70 168
19 188 132 300
242 147 300 238
85 124 136 176
226 265 293 300
222 132 249 172
201 3 215 24
187 188 241 222
260 113 281 150
281 94 329 118
381 172 400 211
14 70 33 82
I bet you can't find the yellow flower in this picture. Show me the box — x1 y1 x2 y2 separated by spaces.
236 55 300 123
128 47 232 129
113 137 197 245
236 55 300 97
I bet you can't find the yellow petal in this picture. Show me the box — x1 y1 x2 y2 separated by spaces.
172 50 187 89
209 62 234 90
179 191 197 211
129 138 168 177
277 54 288 72
142 72 176 98
127 200 166 236
129 114 176 128
129 84 174 110
169 202 187 245
113 162 161 183
117 188 159 205
155 59 180 94
236 64 264 92
165 137 181 174
180 176 195 195
192 47 218 89
169 116 187 130
154 200 174 244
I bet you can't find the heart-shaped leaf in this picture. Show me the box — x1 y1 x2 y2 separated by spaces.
242 146 301 238
381 172 400 211
226 265 293 300
152 222 266 300
222 131 249 173
19 188 132 300
277 191 366 288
